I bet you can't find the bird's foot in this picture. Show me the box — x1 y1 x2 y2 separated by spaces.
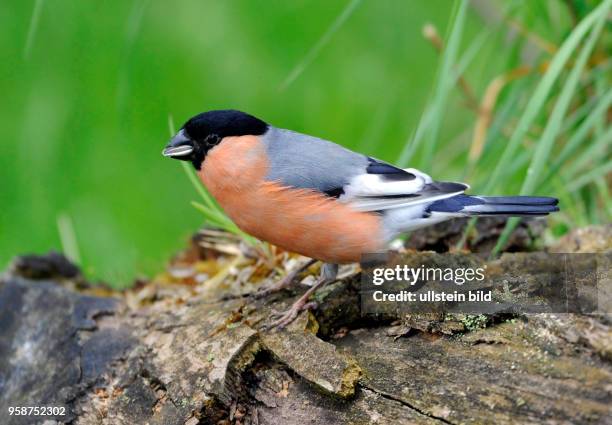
262 263 338 330
253 270 299 299
266 300 318 329
253 259 317 299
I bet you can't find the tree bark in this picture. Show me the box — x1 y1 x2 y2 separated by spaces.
0 225 610 425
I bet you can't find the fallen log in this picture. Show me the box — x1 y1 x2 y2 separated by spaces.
0 225 610 424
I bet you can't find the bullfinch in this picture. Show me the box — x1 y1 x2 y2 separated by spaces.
163 109 559 328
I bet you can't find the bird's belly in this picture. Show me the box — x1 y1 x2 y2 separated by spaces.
212 182 384 263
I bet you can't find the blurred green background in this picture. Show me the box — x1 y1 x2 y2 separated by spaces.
2 0 609 286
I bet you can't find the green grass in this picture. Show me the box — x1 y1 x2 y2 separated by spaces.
491 0 611 255
1 0 609 287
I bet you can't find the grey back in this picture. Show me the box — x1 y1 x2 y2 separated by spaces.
262 127 368 193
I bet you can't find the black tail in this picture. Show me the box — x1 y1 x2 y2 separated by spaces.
428 195 559 217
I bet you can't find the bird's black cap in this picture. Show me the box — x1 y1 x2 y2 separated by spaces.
184 110 268 141
163 110 268 169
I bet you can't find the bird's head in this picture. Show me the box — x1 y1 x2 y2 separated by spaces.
163 109 268 169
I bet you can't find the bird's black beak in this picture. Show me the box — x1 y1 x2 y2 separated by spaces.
163 130 194 159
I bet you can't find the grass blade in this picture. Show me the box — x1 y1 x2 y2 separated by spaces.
23 0 45 59
168 115 226 214
467 66 530 170
57 212 81 265
181 161 219 211
190 202 228 228
482 0 609 197
491 0 611 257
595 178 612 221
191 201 258 245
397 0 469 168
564 126 612 179
540 89 612 184
398 108 431 167
421 0 469 169
567 162 612 192
279 0 362 90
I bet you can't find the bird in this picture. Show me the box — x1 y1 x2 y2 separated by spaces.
163 109 559 328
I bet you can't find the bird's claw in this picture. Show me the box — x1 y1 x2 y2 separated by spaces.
253 259 318 300
253 280 292 299
252 286 275 300
265 301 317 330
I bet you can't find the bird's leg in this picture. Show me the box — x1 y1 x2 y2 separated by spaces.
254 258 317 299
266 263 338 329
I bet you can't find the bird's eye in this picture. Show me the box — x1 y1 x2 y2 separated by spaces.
204 134 220 148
